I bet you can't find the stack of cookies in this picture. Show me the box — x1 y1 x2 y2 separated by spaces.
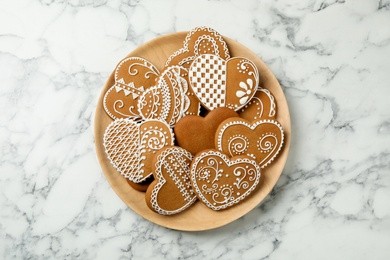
102 27 284 215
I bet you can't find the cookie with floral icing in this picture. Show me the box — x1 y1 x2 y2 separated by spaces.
103 118 174 183
238 87 277 121
137 66 200 126
174 107 238 156
189 54 259 111
146 146 197 215
103 57 160 120
165 26 230 68
215 118 284 168
190 149 261 211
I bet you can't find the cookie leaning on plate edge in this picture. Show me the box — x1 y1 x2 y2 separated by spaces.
94 31 291 231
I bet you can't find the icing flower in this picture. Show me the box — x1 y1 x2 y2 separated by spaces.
236 78 254 105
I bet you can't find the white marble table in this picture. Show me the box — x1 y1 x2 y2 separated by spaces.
1 0 389 259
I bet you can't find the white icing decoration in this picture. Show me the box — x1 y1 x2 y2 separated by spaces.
233 166 253 190
113 100 140 120
227 135 249 155
260 88 277 117
126 58 159 78
236 78 254 105
194 35 219 56
114 78 144 99
137 85 169 122
256 132 278 166
103 86 142 121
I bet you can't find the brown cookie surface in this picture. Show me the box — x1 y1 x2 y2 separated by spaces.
146 146 197 215
174 107 238 156
215 118 284 168
190 149 261 211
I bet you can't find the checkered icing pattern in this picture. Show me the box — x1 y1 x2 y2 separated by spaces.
189 54 227 110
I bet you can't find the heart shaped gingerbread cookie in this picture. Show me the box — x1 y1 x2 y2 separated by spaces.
146 146 197 215
189 54 259 111
137 66 200 126
215 118 284 168
238 87 277 121
190 149 261 210
174 107 238 156
165 26 230 68
103 57 160 120
103 118 174 183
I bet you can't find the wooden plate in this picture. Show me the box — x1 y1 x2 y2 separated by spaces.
94 32 291 231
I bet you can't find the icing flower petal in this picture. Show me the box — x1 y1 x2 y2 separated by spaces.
246 78 253 88
239 81 248 91
240 96 249 105
236 90 246 98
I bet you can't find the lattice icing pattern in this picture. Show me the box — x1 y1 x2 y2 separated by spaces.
103 118 174 183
